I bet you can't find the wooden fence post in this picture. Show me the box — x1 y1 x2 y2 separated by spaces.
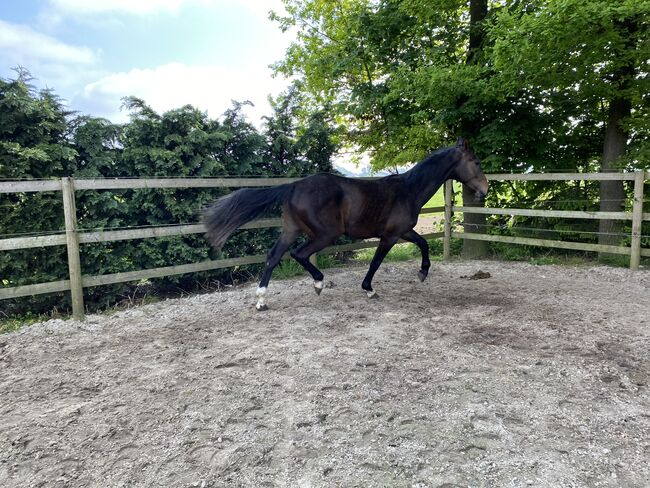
62 177 85 320
443 180 453 260
630 170 645 270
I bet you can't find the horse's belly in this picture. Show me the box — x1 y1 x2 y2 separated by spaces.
344 218 383 239
345 228 377 240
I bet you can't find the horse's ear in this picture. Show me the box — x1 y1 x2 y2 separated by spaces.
455 137 471 151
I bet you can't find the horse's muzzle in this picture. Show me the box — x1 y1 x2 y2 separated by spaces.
473 180 489 202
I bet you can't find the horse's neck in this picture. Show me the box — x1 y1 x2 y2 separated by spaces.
405 152 456 209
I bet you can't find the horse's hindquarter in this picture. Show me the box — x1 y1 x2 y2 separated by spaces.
285 174 347 238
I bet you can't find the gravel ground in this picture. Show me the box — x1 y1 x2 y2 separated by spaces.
1 260 649 488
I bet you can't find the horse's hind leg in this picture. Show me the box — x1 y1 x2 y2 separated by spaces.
290 235 336 295
362 236 399 298
401 229 430 282
256 229 299 311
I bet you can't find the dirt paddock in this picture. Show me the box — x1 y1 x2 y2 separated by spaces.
1 260 649 487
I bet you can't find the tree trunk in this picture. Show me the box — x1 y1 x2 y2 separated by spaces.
461 0 489 259
462 184 488 258
598 97 629 254
598 17 636 259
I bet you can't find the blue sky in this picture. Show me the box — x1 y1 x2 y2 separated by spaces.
0 0 294 125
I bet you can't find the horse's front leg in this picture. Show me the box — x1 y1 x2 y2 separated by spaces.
401 229 430 282
361 236 399 298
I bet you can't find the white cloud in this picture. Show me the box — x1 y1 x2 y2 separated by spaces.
0 19 96 66
74 62 289 125
49 0 190 15
48 0 285 17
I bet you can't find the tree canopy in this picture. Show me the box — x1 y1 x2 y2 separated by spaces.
273 0 649 174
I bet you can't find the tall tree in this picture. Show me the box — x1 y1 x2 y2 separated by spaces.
273 0 525 170
460 0 489 258
0 72 76 301
262 84 338 176
491 0 649 252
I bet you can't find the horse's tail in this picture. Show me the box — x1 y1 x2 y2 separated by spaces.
203 184 294 249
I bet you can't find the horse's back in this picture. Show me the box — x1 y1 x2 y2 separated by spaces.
291 173 347 205
291 173 383 212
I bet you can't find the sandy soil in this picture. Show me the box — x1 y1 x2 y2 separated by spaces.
1 260 649 488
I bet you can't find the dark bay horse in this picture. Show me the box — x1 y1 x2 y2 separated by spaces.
204 138 488 310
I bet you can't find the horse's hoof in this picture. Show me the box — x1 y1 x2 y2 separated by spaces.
314 280 324 295
418 270 427 282
256 304 268 312
366 290 378 299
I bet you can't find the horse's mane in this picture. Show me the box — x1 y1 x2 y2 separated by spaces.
404 146 456 185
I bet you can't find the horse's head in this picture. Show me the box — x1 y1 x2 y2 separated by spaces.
451 138 489 201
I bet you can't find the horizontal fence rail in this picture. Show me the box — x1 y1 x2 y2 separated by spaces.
485 172 638 181
0 180 63 193
73 177 300 191
450 231 647 256
1 172 648 320
452 206 647 221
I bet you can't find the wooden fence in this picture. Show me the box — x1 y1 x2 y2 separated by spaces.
0 171 648 320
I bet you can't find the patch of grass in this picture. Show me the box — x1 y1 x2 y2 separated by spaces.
273 253 340 280
423 182 462 209
316 253 339 269
486 242 606 267
489 242 539 262
527 255 592 267
427 236 463 258
351 237 463 264
273 258 305 280
597 253 631 268
0 312 51 334
353 242 421 263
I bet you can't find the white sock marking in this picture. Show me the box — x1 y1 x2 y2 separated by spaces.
256 287 267 309
314 280 324 290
